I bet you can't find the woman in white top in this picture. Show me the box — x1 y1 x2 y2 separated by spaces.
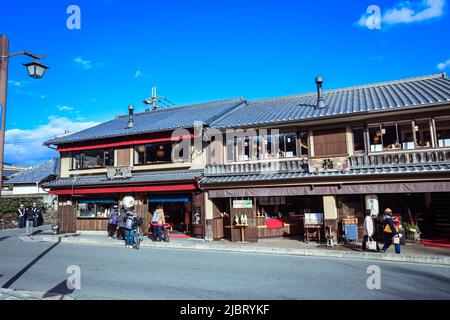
362 209 379 251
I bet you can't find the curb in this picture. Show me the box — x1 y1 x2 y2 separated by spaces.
20 235 450 267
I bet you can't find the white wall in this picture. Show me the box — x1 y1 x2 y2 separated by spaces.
12 184 47 195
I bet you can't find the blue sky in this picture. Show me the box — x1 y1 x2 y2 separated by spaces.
1 0 449 166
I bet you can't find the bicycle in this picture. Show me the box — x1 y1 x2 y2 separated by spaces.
133 217 144 250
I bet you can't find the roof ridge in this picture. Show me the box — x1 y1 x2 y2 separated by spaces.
247 73 447 104
117 97 243 119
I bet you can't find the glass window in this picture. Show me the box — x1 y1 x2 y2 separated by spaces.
76 200 116 218
72 149 115 169
415 120 432 148
279 133 298 158
299 132 309 156
352 128 365 152
398 122 414 150
369 126 383 152
134 142 182 165
381 124 400 150
436 118 450 147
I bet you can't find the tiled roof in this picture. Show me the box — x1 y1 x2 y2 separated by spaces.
6 158 60 185
200 163 450 185
42 169 203 188
45 98 245 145
211 73 450 129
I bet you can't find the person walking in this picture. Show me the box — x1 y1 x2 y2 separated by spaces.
124 210 136 248
17 204 26 228
117 207 127 240
107 205 119 238
30 203 39 228
25 207 34 236
151 205 165 242
362 209 379 251
379 208 401 254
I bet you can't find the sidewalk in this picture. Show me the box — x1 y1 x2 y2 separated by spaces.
19 229 450 266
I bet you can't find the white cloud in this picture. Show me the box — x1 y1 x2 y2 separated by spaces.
437 57 450 70
357 0 446 27
4 116 100 166
134 70 151 79
73 56 93 70
57 105 74 111
8 80 26 88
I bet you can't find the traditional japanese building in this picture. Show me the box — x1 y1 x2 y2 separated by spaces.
43 98 245 236
43 73 450 243
200 73 450 242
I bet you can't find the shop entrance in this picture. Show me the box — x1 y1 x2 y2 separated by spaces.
147 195 192 234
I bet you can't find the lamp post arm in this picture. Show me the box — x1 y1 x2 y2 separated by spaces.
7 51 45 60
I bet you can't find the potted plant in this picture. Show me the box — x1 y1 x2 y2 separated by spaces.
51 224 59 235
403 223 420 241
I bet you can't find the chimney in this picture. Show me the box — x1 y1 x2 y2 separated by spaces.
126 105 134 128
315 76 325 109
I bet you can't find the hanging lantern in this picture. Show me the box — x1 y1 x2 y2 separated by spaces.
156 145 165 158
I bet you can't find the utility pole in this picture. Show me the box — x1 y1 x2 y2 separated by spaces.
0 35 10 195
0 34 48 196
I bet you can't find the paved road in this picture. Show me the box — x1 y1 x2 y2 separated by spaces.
1 228 449 300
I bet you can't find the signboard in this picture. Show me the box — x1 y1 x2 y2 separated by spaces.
233 199 253 209
308 156 349 173
107 166 132 179
304 213 324 225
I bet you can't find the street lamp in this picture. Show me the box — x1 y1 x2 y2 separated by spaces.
23 60 49 79
0 34 48 196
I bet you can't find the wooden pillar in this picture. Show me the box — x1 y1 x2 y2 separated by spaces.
323 195 338 242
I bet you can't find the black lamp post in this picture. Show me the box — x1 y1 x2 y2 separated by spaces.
0 34 48 196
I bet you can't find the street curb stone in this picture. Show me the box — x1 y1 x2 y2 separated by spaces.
19 235 450 266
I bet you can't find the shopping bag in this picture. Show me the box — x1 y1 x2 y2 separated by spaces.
393 236 400 245
367 237 377 251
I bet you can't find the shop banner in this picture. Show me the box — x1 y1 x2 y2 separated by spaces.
233 199 253 208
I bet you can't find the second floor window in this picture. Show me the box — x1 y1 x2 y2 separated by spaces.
436 118 450 147
226 132 306 162
73 149 114 169
134 142 184 165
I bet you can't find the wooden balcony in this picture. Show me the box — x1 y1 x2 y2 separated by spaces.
349 149 450 168
205 158 308 176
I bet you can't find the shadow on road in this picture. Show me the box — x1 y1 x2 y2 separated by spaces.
43 280 74 299
0 236 10 242
1 238 61 289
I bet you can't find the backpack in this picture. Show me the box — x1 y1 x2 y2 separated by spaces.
109 213 118 225
125 216 135 230
151 212 160 224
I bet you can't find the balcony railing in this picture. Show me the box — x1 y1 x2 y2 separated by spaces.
349 150 450 168
205 158 308 176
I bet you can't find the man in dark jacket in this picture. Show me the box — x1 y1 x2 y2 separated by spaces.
30 203 39 227
379 208 401 254
17 204 26 228
25 207 34 236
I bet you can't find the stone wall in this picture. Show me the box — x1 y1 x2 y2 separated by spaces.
0 194 58 230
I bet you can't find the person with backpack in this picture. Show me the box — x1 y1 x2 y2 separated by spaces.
151 205 166 242
379 208 401 254
17 204 26 228
107 205 119 239
124 210 136 248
